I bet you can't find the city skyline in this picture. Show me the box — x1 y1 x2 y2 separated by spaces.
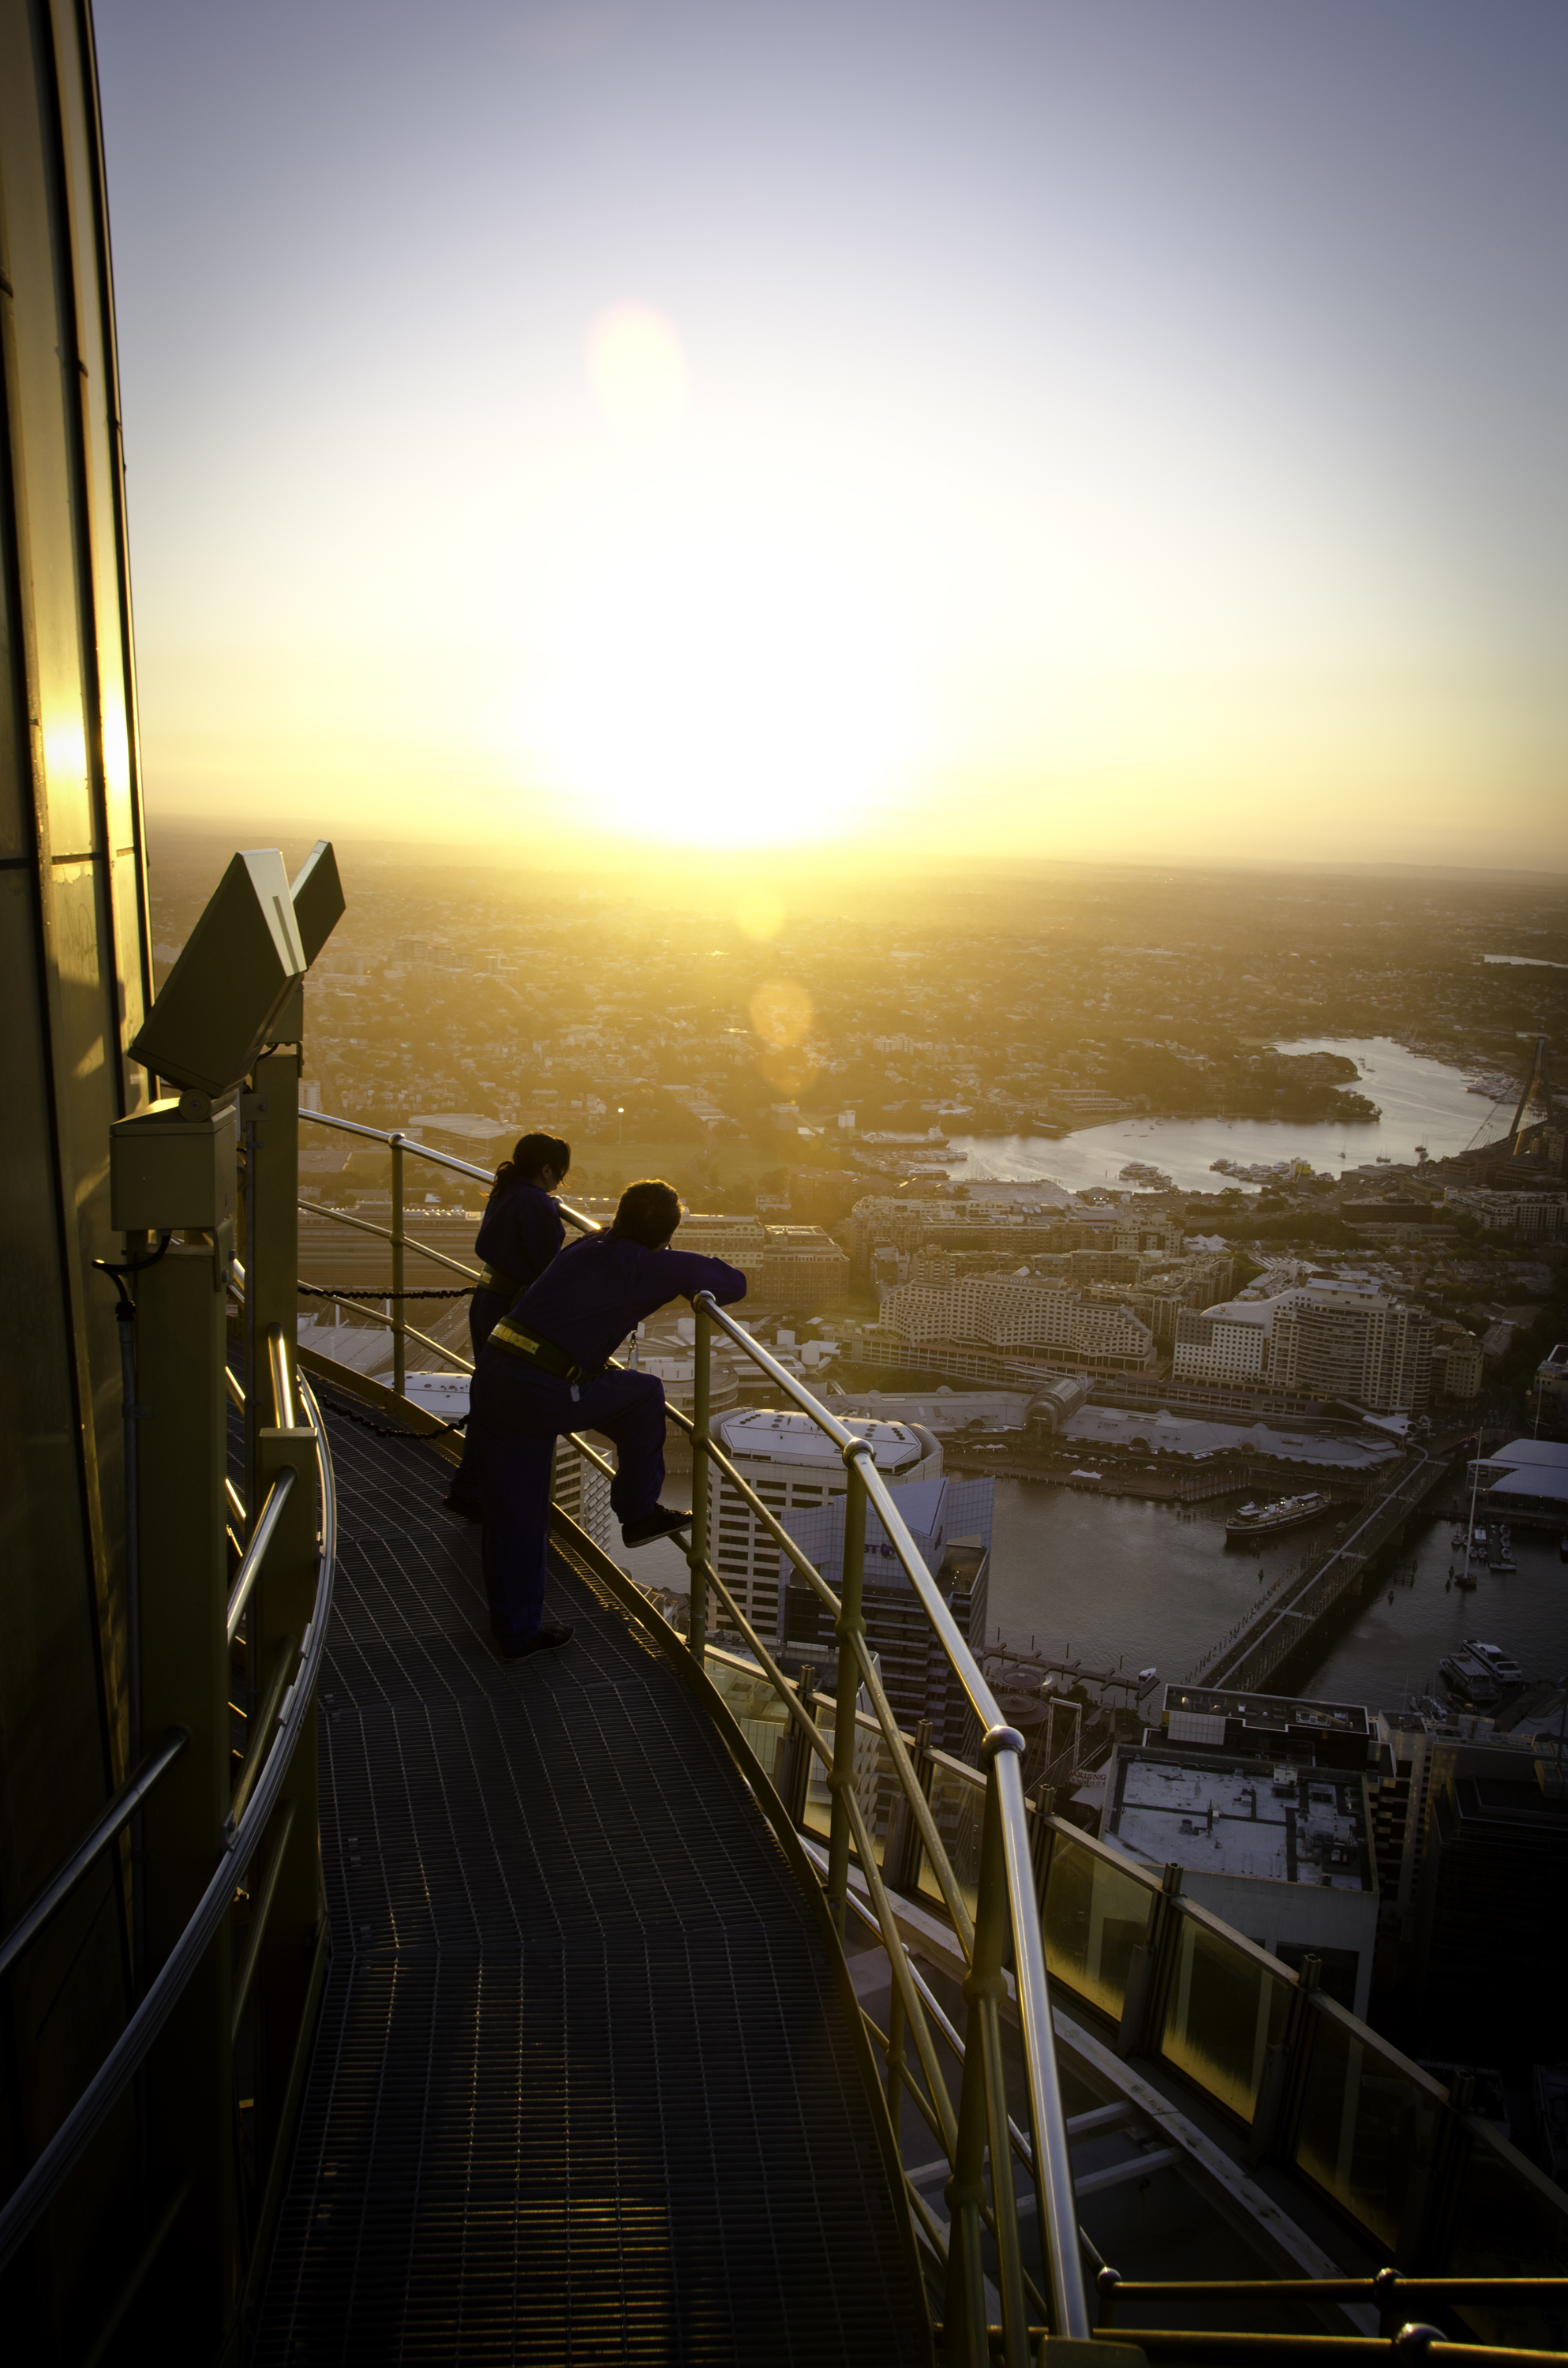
97 0 1568 871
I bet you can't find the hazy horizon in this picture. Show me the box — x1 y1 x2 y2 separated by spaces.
99 1 1568 871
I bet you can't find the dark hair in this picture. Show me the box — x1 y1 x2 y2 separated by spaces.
612 1178 681 1247
492 1132 571 1195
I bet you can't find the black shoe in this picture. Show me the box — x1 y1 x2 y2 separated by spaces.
496 1621 574 1662
443 1491 482 1522
620 1506 692 1549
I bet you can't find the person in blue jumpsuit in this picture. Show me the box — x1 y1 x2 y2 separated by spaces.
444 1131 571 1517
465 1178 747 1659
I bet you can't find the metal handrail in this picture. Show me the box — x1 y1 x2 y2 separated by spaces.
294 1106 1085 2349
226 1467 297 1642
291 1100 1568 2351
298 1108 603 1238
674 1282 1088 2344
0 1729 189 1982
0 1372 337 2274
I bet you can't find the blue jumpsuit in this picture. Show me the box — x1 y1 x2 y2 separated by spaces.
466 1233 747 1649
447 1181 566 1512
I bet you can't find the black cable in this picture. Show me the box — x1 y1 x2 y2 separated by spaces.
295 1282 473 1301
92 1234 174 1309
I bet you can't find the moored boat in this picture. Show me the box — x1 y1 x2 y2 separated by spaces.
1466 1639 1525 1688
1439 1649 1502 1707
1224 1489 1334 1541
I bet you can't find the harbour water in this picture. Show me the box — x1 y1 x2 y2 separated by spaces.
950 1035 1512 1195
985 1480 1568 1712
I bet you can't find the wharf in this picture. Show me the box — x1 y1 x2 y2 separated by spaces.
981 1647 1161 1705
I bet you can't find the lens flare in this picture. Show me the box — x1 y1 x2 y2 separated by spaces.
749 977 813 1050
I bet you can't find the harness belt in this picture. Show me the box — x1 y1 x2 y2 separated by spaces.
489 1316 599 1384
477 1263 520 1298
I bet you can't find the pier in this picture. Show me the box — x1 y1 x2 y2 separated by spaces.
1187 1449 1454 1692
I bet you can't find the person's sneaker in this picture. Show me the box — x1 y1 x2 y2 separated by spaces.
496 1621 574 1662
443 1491 482 1523
620 1506 692 1549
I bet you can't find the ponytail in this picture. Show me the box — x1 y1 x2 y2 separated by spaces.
491 1130 571 1198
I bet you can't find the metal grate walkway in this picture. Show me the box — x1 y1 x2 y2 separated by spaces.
253 1399 927 2365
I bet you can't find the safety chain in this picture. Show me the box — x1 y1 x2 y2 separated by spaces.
313 1384 470 1441
296 1282 473 1300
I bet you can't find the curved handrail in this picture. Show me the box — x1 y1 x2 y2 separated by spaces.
298 1108 602 1237
0 1373 337 2273
295 1103 1087 2340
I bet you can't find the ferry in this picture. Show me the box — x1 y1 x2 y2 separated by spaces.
1439 1649 1503 1707
1224 1489 1334 1541
1466 1639 1525 1688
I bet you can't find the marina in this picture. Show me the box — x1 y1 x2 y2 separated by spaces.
983 1474 1568 1714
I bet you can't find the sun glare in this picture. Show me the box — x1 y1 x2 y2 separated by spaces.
535 511 915 848
587 305 688 437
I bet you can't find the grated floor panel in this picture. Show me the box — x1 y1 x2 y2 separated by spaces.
253 1402 926 2365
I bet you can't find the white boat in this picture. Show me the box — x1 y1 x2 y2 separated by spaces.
1466 1640 1525 1687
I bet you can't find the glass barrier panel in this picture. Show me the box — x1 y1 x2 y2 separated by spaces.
915 1755 984 1920
803 1703 834 1844
702 1653 791 1789
1444 2125 1568 2348
1290 2003 1441 2251
797 1706 900 1864
1038 1833 1156 2025
1159 1914 1292 2124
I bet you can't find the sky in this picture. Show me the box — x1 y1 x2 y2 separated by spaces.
96 0 1568 873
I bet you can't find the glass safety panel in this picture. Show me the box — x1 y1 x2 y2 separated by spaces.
1160 1915 1292 2124
915 1755 985 1919
1040 1834 1157 2025
1291 2005 1440 2251
703 1653 791 1787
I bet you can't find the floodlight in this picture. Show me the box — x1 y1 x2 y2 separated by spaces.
129 849 306 1099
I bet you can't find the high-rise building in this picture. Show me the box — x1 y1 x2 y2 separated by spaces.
1416 1767 1568 2059
877 1275 1154 1371
1270 1288 1433 1411
1171 1309 1269 1385
709 1409 941 1637
1101 1740 1379 2017
777 1474 994 1757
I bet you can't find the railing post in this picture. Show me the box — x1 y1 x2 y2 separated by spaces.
390 1130 406 1398
946 1744 1030 2368
827 1440 870 1938
687 1297 712 1662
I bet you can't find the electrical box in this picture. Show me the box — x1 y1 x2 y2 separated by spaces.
110 1100 238 1233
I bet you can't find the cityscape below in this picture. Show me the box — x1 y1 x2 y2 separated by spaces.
150 822 1568 2177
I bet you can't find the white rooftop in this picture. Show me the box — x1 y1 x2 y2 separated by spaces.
1108 1758 1371 1890
1484 1438 1568 1470
718 1408 928 1471
1061 1405 1398 1471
